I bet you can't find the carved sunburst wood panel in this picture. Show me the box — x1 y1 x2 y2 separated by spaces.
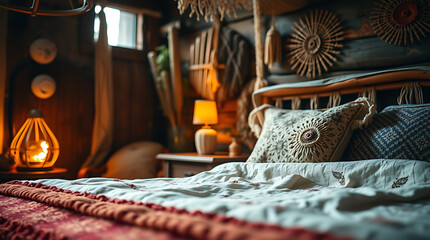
286 9 344 79
370 0 430 45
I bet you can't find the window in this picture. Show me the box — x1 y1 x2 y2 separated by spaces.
79 2 161 60
94 4 143 50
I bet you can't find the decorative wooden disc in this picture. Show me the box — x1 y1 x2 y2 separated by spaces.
370 0 430 45
286 9 344 79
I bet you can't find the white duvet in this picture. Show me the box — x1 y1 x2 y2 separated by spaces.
32 159 430 240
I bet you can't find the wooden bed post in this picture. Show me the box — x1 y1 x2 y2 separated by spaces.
252 0 268 93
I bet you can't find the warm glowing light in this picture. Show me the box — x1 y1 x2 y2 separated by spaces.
28 141 49 162
193 100 218 126
193 100 218 155
10 109 60 169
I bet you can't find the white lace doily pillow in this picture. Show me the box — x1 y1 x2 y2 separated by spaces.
247 98 375 163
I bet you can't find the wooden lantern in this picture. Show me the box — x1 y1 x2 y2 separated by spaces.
10 109 59 170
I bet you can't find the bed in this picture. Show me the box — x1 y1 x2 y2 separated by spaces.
1 67 430 240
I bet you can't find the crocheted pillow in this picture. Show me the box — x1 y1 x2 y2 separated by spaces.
247 98 375 163
343 104 430 161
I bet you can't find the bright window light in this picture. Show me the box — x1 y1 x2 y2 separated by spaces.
94 5 140 50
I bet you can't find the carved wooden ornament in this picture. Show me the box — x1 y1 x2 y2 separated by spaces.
370 0 430 45
286 9 344 79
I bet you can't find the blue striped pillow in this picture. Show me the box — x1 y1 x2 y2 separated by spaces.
343 104 430 161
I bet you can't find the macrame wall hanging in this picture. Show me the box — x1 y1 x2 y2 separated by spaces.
286 9 344 79
175 0 251 21
370 0 430 45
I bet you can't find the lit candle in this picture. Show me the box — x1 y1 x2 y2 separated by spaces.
27 141 49 162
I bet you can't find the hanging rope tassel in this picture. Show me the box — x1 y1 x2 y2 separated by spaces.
359 87 377 107
275 98 283 108
397 82 423 105
292 97 301 110
310 95 319 110
327 91 341 108
264 15 282 69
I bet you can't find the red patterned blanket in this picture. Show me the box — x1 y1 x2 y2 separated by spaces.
0 181 351 240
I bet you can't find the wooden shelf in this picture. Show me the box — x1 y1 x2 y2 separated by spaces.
156 152 249 163
0 167 68 182
157 152 249 178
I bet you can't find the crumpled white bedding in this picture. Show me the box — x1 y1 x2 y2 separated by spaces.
32 159 430 240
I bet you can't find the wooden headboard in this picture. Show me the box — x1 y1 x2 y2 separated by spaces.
251 68 430 128
253 69 430 107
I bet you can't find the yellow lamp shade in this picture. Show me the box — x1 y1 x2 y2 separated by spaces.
10 109 60 170
193 100 218 155
193 100 218 125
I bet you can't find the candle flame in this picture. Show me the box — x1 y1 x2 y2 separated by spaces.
32 141 49 162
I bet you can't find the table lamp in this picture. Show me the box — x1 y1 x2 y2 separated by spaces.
10 109 60 171
193 100 218 155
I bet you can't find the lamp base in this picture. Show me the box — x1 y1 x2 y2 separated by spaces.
16 166 53 172
195 127 217 155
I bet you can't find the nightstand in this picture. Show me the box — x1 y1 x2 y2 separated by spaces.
0 167 68 183
156 152 249 178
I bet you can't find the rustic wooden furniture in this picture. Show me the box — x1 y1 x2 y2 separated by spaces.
251 68 430 136
253 69 430 107
0 167 68 183
157 152 248 178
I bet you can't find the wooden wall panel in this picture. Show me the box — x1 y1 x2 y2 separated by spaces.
5 11 94 178
111 59 159 153
251 0 430 81
10 61 93 179
5 4 163 177
176 0 430 84
267 35 430 78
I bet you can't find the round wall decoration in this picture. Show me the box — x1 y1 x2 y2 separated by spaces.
370 0 430 45
29 38 57 64
31 74 56 99
286 9 344 79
